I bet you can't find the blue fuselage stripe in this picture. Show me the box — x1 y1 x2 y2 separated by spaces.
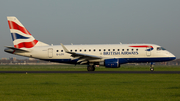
42 57 176 64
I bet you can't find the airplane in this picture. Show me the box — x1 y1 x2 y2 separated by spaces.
4 16 176 71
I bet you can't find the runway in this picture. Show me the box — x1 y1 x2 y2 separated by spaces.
0 71 180 74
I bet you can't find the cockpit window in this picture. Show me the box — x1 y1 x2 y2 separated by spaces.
157 47 166 51
161 47 166 50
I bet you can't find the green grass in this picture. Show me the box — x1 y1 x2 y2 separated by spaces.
0 73 180 101
0 65 180 101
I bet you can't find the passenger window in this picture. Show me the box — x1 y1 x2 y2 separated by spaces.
70 50 72 52
136 49 138 51
57 50 59 52
80 50 82 52
117 49 120 51
104 49 106 51
84 50 86 52
61 50 63 52
127 49 129 51
89 49 91 52
75 50 77 52
94 49 96 51
122 49 124 51
108 49 110 51
99 49 101 51
132 49 134 51
113 49 115 51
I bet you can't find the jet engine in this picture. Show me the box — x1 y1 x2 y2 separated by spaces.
100 59 120 68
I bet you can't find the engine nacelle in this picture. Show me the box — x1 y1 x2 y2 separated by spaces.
104 59 120 68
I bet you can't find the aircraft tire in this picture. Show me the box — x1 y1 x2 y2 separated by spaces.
150 64 154 72
150 67 154 72
87 65 95 71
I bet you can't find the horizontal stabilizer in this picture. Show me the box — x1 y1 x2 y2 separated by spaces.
4 46 30 53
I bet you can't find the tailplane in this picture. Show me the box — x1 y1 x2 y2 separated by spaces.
7 16 49 48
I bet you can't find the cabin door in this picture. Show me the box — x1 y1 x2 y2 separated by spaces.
48 48 53 58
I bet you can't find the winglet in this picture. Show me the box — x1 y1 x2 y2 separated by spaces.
60 43 69 53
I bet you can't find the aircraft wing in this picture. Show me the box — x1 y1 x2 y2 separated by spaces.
70 52 102 59
61 43 102 64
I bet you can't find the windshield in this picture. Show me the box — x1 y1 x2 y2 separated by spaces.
157 47 166 51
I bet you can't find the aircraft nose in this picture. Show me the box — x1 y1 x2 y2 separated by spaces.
168 52 176 60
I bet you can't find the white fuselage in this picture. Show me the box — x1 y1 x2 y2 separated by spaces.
13 44 175 64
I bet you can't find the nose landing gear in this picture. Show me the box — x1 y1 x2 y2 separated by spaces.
150 62 154 72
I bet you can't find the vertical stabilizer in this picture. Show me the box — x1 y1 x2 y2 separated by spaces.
7 16 49 48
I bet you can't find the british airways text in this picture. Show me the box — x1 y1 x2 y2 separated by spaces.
103 51 138 55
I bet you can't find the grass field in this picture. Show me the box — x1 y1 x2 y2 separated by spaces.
0 65 180 101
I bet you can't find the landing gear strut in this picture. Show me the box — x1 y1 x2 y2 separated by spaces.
87 65 95 71
150 62 154 72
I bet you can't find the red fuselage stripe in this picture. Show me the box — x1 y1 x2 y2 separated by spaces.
129 45 153 48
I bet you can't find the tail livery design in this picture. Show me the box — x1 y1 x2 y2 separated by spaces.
7 17 47 48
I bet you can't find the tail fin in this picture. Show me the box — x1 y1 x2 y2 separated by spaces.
7 16 49 48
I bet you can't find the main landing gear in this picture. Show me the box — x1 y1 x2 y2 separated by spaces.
87 65 95 71
150 62 154 72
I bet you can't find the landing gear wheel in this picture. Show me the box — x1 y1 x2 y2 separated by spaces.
87 65 95 71
150 65 154 72
150 67 154 72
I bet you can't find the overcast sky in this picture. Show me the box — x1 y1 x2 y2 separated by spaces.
0 0 180 59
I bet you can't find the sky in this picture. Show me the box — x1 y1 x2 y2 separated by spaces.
0 0 180 59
